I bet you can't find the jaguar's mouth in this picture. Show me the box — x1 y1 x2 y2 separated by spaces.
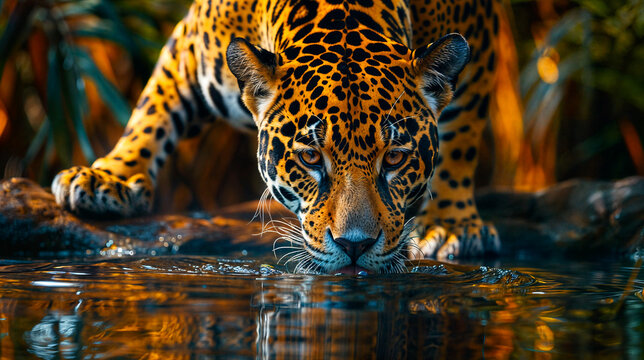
335 264 370 275
267 213 417 275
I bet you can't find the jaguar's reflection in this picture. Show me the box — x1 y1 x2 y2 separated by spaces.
14 278 560 359
0 258 636 359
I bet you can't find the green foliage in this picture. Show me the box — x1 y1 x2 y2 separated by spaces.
0 0 189 175
575 0 644 111
519 0 644 178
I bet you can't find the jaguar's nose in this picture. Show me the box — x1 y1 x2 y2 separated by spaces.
332 236 378 262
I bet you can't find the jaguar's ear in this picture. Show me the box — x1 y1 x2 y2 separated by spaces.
412 33 470 115
227 38 278 121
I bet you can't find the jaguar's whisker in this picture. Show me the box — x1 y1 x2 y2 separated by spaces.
269 227 303 240
385 90 406 124
273 245 304 252
283 253 310 267
389 113 421 128
252 188 274 238
265 224 304 241
279 250 307 264
269 222 302 235
267 218 302 231
294 257 313 273
303 259 320 274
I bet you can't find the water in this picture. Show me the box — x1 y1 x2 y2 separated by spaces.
0 256 642 359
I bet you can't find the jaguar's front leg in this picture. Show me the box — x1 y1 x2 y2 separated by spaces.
52 14 208 217
415 111 501 260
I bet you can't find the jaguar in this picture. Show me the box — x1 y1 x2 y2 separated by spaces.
53 0 507 274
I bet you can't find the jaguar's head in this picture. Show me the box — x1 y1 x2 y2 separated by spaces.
227 33 469 274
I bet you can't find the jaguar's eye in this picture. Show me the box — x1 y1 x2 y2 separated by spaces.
299 150 322 167
383 150 408 169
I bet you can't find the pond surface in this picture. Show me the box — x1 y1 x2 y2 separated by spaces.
0 255 642 359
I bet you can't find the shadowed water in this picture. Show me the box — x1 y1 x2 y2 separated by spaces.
0 256 642 359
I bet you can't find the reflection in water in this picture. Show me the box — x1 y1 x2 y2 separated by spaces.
24 314 82 359
0 257 642 359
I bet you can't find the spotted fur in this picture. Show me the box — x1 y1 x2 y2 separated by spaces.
52 0 506 273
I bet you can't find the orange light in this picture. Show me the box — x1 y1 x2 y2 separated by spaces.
618 118 644 175
489 10 524 187
0 101 8 139
537 55 559 84
535 320 555 352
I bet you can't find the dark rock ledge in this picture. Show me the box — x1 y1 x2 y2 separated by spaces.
1 177 642 259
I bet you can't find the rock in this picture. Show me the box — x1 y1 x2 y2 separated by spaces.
1 177 642 259
0 178 111 257
477 176 644 258
0 178 282 258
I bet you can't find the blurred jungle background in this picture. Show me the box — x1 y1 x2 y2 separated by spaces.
0 0 642 214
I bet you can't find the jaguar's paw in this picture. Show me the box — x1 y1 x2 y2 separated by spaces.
411 222 500 260
51 166 153 218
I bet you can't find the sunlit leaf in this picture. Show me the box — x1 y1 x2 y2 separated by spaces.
72 47 131 126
